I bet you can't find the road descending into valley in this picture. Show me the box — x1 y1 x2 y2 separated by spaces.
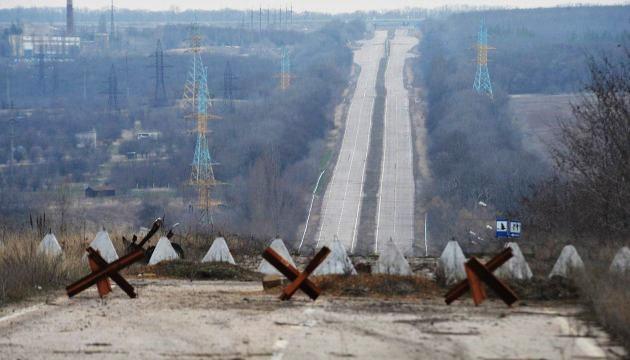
375 30 417 256
316 31 386 252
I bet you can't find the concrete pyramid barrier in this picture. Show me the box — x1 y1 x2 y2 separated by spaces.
314 236 357 275
89 230 119 263
149 237 180 265
438 241 467 285
38 233 63 256
609 246 630 274
201 237 236 265
549 245 584 278
495 242 533 280
258 238 296 275
375 238 412 275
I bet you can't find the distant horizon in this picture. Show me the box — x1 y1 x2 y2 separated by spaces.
0 1 628 15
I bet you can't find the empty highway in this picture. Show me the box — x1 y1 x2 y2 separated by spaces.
375 30 418 256
316 31 386 252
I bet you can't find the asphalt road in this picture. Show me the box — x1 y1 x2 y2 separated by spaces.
0 279 622 359
316 31 386 252
375 30 418 256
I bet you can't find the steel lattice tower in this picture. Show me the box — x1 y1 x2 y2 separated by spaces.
37 48 46 95
107 64 119 111
182 25 221 225
473 20 494 98
153 40 168 107
223 61 237 113
279 47 293 90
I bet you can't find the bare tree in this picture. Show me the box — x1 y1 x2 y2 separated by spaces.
551 52 630 232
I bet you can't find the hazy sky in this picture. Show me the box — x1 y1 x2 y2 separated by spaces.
0 0 626 13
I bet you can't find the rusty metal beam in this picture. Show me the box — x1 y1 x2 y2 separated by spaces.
464 263 486 305
66 249 144 298
281 247 330 300
445 247 512 305
87 247 137 298
466 257 518 306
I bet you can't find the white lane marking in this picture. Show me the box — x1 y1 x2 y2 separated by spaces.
316 97 356 248
271 339 289 360
336 86 368 239
374 95 388 253
0 304 42 324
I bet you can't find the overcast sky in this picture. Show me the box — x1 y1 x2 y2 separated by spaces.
0 0 626 13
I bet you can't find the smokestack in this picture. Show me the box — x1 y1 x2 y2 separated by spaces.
110 0 115 37
66 0 74 35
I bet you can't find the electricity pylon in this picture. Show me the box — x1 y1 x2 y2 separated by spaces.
182 25 222 226
278 47 293 90
107 64 119 111
37 48 46 95
223 61 237 113
152 39 168 107
473 20 494 98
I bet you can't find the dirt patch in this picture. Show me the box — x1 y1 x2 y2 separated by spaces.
146 260 262 281
315 274 441 299
510 277 580 301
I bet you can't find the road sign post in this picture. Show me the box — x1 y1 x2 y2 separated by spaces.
509 220 521 238
495 218 509 238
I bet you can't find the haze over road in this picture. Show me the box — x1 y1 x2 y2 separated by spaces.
316 31 386 252
375 30 418 256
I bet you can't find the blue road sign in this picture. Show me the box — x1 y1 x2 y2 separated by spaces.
509 220 522 238
496 218 509 238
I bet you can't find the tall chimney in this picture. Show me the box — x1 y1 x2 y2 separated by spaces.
66 0 74 35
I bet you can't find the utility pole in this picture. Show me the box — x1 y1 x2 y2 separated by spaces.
259 6 262 34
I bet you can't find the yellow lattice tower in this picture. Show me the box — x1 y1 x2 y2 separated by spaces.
183 24 223 223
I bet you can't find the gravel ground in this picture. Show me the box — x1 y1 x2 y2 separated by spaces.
0 279 625 359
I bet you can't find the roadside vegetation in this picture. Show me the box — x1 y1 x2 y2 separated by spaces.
419 6 630 348
524 54 630 349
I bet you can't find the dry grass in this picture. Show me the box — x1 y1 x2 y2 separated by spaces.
314 274 441 299
0 232 88 305
143 260 262 282
577 267 630 350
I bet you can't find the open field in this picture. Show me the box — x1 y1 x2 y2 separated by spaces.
0 279 625 359
508 93 580 161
